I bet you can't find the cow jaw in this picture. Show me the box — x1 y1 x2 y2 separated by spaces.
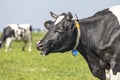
40 50 48 56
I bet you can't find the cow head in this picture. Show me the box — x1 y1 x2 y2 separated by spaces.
0 27 13 48
36 12 78 56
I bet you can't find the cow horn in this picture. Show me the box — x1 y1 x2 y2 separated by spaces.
50 11 58 19
67 12 73 20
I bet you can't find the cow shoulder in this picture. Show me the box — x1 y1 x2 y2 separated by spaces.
5 24 18 30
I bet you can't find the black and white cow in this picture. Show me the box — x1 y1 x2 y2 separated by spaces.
0 24 32 52
36 5 120 80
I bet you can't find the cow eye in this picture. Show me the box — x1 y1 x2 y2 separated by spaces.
56 27 64 33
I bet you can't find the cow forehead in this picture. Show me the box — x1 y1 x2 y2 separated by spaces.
54 15 65 25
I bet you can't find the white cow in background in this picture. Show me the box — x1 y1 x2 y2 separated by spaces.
0 24 32 52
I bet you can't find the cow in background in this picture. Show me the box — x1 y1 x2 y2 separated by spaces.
36 5 120 80
0 24 32 52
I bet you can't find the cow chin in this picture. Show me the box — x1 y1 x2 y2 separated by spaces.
40 51 47 56
39 42 70 56
40 48 66 56
40 49 50 56
40 49 57 56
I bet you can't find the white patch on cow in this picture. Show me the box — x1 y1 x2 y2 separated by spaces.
5 37 12 52
19 24 31 29
109 5 120 25
37 41 40 44
109 69 120 80
5 24 21 38
5 24 18 29
54 15 65 25
28 42 32 52
105 69 110 80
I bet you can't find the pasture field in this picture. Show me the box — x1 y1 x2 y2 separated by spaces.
0 32 98 80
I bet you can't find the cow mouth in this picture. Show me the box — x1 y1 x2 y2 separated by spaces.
39 44 68 56
40 51 47 56
39 45 53 56
37 41 64 56
39 43 58 56
40 48 62 56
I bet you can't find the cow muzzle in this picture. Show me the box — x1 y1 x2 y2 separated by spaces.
36 41 48 56
36 42 43 50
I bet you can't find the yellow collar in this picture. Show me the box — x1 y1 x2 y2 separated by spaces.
74 20 80 29
73 20 81 49
72 20 81 56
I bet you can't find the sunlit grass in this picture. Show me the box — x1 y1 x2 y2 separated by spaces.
0 32 98 80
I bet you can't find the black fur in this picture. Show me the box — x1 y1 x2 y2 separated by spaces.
37 8 120 80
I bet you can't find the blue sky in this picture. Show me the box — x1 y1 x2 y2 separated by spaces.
0 0 119 31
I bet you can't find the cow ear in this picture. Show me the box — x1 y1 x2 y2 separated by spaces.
44 20 53 30
67 12 73 20
50 11 58 19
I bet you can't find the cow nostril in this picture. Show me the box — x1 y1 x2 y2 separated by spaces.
36 43 44 50
39 43 43 48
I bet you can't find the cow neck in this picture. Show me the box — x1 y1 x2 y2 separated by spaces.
72 20 81 56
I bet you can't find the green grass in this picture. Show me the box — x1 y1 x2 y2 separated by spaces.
0 32 98 80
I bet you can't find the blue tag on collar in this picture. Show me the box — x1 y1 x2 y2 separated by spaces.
72 49 78 56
